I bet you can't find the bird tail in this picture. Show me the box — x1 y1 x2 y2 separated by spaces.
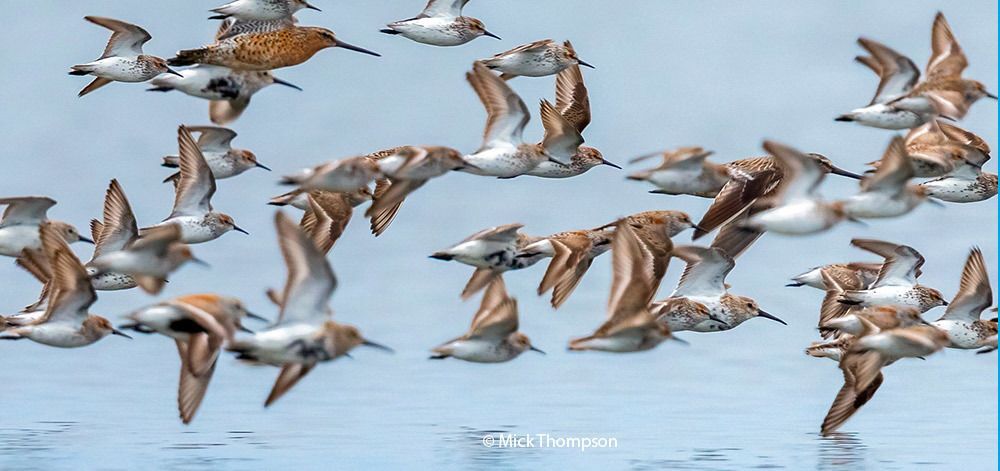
68 64 94 76
161 156 180 168
169 48 208 67
834 114 855 122
379 28 401 35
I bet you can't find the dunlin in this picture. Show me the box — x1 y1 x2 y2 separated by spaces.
162 126 269 183
628 147 729 198
820 304 929 341
525 228 613 309
0 223 131 347
932 248 997 349
282 156 381 193
0 197 90 258
90 224 200 295
297 189 371 254
837 239 948 312
654 246 784 332
170 23 379 71
210 0 320 21
896 120 968 177
226 212 390 406
381 0 499 46
480 39 593 80
430 223 543 299
841 136 929 219
594 210 697 290
84 179 140 292
788 262 882 290
149 65 301 125
431 276 543 362
835 38 927 129
70 16 180 97
143 126 247 243
568 221 674 352
122 294 263 423
917 123 998 203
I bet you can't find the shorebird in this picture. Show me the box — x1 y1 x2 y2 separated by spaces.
227 212 391 407
835 38 928 129
0 197 90 258
381 0 499 46
895 120 970 177
121 294 263 423
740 141 849 235
209 0 320 21
653 246 784 332
142 126 248 243
841 136 929 219
788 262 882 289
917 123 998 203
364 146 473 236
296 189 371 254
595 210 697 291
149 65 301 124
480 39 593 80
837 239 947 312
281 156 381 193
170 23 379 71
692 147 859 258
162 126 269 183
70 16 180 97
932 248 998 349
627 147 729 198
81 179 140 292
430 276 543 362
819 320 948 436
0 223 131 347
806 305 931 362
568 221 674 352
526 229 613 309
430 223 543 299
90 224 200 295
523 64 619 178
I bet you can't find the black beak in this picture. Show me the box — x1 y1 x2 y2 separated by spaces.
190 256 210 268
304 2 321 11
78 236 95 244
255 162 272 171
232 225 250 235
165 67 184 78
529 345 546 355
691 223 707 233
830 166 863 180
708 314 730 328
334 40 381 57
362 339 394 353
757 309 787 325
237 324 255 334
577 59 595 69
941 300 949 306
271 77 302 91
986 91 998 100
245 312 268 322
460 161 482 171
111 329 133 339
483 30 501 40
601 159 622 169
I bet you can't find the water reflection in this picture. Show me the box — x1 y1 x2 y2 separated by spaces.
817 432 866 471
435 426 541 470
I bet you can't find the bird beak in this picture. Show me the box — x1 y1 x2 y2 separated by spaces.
986 91 998 100
830 165 863 180
601 158 622 169
78 236 95 244
460 161 482 171
304 1 321 11
708 314 730 328
757 309 787 325
963 158 984 169
189 256 210 268
237 324 255 334
529 345 546 354
690 223 707 232
334 40 381 57
111 329 133 339
362 339 394 353
232 225 250 235
255 162 272 171
577 59 595 69
165 67 184 78
483 30 502 40
941 300 949 306
271 77 303 91
245 312 269 322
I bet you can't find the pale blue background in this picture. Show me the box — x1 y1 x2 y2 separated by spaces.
0 1 996 469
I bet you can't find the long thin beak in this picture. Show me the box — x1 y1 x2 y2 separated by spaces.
601 159 622 169
708 314 730 328
757 309 787 325
78 236 95 244
941 300 949 306
335 40 381 57
670 335 690 346
460 161 482 171
483 30 501 40
830 166 863 180
255 162 272 171
271 77 302 91
111 329 133 339
237 324 255 334
304 2 321 11
166 67 184 78
233 225 250 235
577 59 595 69
691 223 707 233
362 339 394 353
529 345 546 354
986 91 998 100
190 256 210 268
245 312 268 322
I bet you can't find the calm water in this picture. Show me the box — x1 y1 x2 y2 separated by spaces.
1 1 997 469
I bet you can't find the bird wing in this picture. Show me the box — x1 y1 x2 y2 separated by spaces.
469 277 519 339
467 62 529 149
860 136 914 193
35 224 96 325
188 126 238 153
670 246 734 298
925 12 968 80
275 211 336 326
0 197 56 227
940 248 993 322
554 60 591 133
85 16 152 58
851 239 923 288
169 126 217 218
693 157 780 239
419 0 469 18
856 38 920 105
92 179 138 259
539 99 583 164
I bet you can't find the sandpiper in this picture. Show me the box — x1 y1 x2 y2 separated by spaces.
70 16 180 97
837 239 948 312
480 39 593 80
523 64 619 178
628 147 729 198
381 0 499 46
226 212 390 406
595 210 697 290
297 189 371 254
654 246 784 332
788 262 882 290
0 197 91 258
820 305 930 341
896 120 969 177
569 221 674 352
162 126 269 183
210 0 320 21
430 223 543 299
122 294 263 423
841 136 929 219
90 224 200 295
149 65 301 125
282 156 381 193
0 223 131 347
431 276 543 362
522 228 613 309
835 38 927 129
84 179 140 292
917 123 998 203
932 248 997 349
170 24 379 71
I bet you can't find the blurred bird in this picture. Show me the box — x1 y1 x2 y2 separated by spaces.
70 16 180 97
430 223 542 299
788 262 882 289
916 122 998 203
281 156 381 193
628 147 729 198
525 228 613 309
90 224 200 295
0 197 91 258
149 65 302 125
209 0 320 21
381 0 499 46
841 136 930 219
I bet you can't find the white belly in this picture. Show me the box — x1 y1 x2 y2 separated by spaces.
843 192 918 218
24 323 96 348
845 104 924 130
444 339 517 363
463 147 539 178
391 19 470 46
748 201 837 234
0 225 40 257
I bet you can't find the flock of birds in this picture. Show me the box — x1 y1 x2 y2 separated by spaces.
0 1 996 436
